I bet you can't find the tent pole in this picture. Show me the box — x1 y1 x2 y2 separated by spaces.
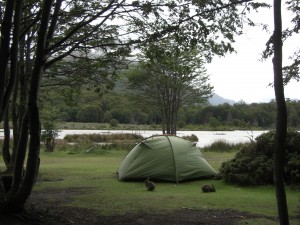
165 136 179 184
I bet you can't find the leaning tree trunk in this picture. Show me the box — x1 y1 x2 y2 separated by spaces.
272 0 289 224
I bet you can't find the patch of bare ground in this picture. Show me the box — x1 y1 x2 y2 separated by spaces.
0 204 261 225
0 187 292 225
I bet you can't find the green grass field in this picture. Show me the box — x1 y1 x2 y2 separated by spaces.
28 150 299 223
1 149 299 224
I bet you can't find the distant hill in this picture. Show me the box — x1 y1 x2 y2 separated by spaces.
209 93 235 105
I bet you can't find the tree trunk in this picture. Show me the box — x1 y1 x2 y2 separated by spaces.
15 0 54 208
2 108 11 167
0 0 14 121
272 0 289 224
170 90 176 135
6 0 23 173
173 91 181 136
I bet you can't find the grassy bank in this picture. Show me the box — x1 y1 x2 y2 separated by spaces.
21 150 299 225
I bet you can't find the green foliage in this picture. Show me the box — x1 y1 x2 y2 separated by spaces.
41 108 60 152
77 105 102 123
41 129 59 152
110 108 131 124
177 120 186 129
209 116 220 128
127 40 213 134
39 82 300 130
110 119 119 127
220 130 300 186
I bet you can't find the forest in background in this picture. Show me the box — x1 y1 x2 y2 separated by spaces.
40 84 300 130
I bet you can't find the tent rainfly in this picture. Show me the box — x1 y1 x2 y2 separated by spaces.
118 135 217 183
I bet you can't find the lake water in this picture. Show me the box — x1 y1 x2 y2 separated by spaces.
0 129 268 147
57 129 267 147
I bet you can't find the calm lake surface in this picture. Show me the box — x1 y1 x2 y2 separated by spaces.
58 130 267 147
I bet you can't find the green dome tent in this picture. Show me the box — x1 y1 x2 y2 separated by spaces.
118 135 217 183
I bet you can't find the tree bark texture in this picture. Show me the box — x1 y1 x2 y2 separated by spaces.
272 0 289 224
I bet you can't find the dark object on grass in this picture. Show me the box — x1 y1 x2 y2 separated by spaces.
145 177 156 191
201 184 215 192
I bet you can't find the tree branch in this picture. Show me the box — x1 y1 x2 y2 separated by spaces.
46 0 121 54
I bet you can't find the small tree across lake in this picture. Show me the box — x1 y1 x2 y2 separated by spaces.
127 41 213 135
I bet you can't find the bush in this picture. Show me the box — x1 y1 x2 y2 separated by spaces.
41 129 59 152
220 130 300 186
77 105 102 122
110 119 119 127
177 120 186 129
41 114 59 152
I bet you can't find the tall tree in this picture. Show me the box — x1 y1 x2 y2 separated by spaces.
127 41 213 134
272 0 290 224
262 0 299 223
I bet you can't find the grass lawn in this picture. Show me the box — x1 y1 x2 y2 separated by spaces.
20 149 299 225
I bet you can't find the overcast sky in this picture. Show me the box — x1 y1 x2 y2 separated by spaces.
206 2 299 103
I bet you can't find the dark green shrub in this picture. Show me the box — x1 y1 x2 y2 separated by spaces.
220 130 300 186
77 105 102 122
110 119 119 127
41 115 59 152
41 129 59 152
177 120 186 129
